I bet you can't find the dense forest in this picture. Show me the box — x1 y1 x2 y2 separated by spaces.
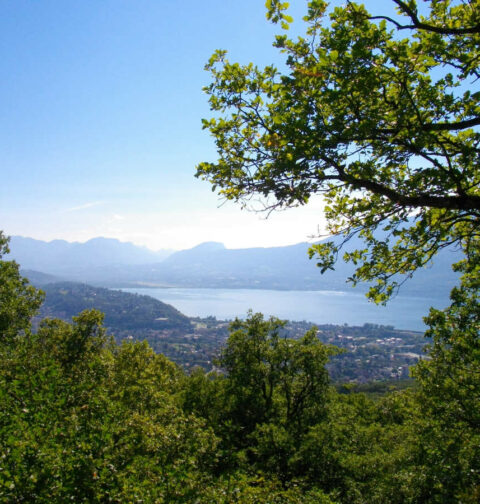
1 230 479 502
38 282 192 332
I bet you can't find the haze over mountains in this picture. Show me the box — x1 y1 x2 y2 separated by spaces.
8 234 461 298
10 236 173 273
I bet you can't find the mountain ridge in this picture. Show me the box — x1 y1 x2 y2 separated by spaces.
9 234 461 298
8 235 173 274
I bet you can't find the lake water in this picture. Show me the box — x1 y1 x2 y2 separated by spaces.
122 287 451 331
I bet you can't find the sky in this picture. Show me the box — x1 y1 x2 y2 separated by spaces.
1 0 391 251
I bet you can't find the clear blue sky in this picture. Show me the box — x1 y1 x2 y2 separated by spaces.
1 0 392 250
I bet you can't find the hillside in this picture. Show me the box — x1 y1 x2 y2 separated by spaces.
20 269 64 286
38 282 192 332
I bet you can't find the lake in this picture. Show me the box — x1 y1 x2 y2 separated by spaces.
122 287 451 331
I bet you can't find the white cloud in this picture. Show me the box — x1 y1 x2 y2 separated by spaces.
65 201 104 213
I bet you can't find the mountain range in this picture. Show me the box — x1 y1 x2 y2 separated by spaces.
9 236 173 275
7 234 461 298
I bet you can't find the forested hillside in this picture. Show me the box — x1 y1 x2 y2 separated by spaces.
38 282 192 332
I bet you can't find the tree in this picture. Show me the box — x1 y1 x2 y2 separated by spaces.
0 309 220 503
408 262 480 502
0 231 43 341
0 233 220 502
196 5 480 498
209 311 340 482
219 312 340 435
196 0 480 301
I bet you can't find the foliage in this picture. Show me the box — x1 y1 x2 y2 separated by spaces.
219 312 341 435
0 306 219 502
0 231 43 342
183 312 344 484
0 253 477 502
202 473 336 503
415 266 480 432
194 2 480 500
196 0 480 301
40 281 192 332
409 259 480 502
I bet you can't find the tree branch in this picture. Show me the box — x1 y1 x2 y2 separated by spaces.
423 116 480 132
392 0 480 35
325 155 480 212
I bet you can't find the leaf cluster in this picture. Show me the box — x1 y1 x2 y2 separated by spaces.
197 0 480 301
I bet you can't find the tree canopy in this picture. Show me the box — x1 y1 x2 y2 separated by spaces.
1 235 479 501
0 232 43 341
194 5 480 497
196 0 480 300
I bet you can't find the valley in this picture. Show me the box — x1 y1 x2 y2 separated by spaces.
34 279 426 383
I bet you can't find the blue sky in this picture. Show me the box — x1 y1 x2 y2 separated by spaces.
1 0 391 250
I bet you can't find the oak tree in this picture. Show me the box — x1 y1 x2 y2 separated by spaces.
196 0 480 300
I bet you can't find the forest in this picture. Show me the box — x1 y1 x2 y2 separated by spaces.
1 228 479 502
2 0 480 502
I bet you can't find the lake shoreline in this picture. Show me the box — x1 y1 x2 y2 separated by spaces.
120 287 449 332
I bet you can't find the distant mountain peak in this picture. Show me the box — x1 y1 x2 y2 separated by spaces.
191 242 226 251
84 237 120 244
